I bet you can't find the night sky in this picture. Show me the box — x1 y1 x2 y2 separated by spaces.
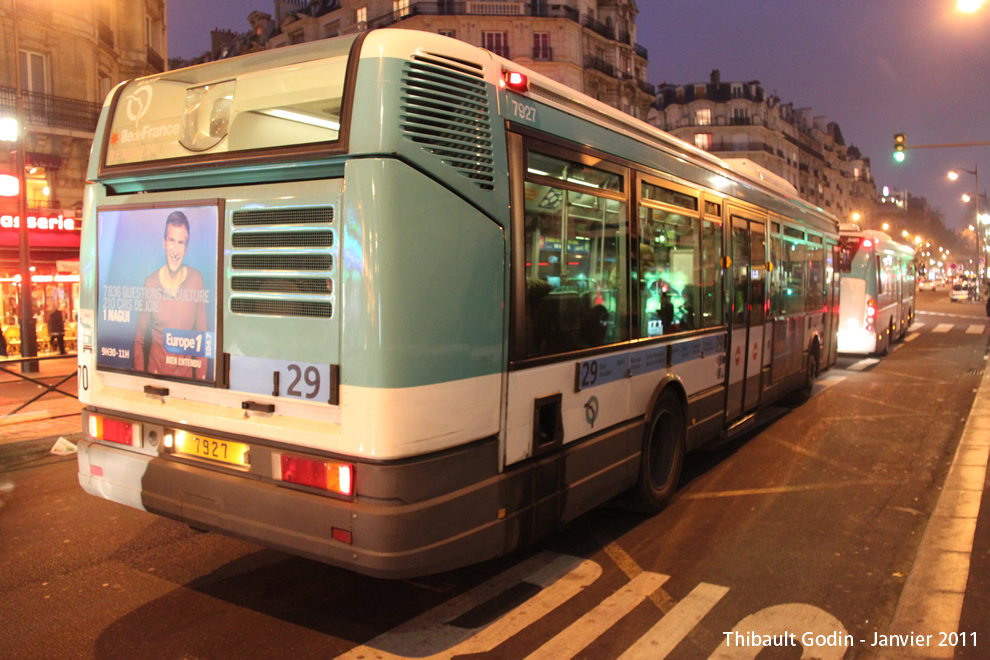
167 0 990 228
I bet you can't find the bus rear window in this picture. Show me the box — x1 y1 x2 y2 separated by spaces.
838 236 863 273
103 41 353 169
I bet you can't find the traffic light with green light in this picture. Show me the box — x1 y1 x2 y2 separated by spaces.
894 133 906 162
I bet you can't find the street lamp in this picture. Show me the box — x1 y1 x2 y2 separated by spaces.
948 165 983 293
1 17 39 373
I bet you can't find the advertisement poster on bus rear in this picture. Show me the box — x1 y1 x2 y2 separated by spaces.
96 203 219 384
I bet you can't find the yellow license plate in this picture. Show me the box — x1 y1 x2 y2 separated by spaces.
174 432 250 467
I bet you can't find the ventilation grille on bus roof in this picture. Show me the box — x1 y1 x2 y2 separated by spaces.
399 52 495 191
229 206 335 319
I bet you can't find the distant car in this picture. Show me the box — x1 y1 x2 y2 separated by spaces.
950 282 969 301
919 280 937 291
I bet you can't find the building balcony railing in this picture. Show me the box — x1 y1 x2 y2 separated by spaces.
584 55 615 78
98 20 114 49
0 87 101 134
709 141 776 156
533 46 554 61
367 0 580 27
15 0 53 21
637 80 656 96
634 43 648 59
582 14 615 40
147 47 164 72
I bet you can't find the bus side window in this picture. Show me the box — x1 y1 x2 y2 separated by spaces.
522 180 628 358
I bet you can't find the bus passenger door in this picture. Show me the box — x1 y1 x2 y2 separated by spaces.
726 214 767 421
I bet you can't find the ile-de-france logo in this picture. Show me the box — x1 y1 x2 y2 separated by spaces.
125 86 153 127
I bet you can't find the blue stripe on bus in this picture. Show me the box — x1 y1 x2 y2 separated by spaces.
576 333 725 391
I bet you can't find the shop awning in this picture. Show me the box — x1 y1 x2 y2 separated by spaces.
26 152 63 171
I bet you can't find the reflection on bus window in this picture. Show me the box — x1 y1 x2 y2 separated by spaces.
782 236 806 315
523 181 628 358
700 219 723 327
639 206 699 337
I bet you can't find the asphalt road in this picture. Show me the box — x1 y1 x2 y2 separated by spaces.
0 287 986 659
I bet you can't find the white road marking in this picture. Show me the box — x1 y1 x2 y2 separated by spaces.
336 553 600 660
967 324 985 334
908 322 925 331
848 358 879 371
933 324 954 333
618 582 730 659
526 572 669 660
904 332 920 342
709 603 849 659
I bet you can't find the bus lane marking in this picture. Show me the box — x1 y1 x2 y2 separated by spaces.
709 603 849 659
336 552 601 660
847 358 879 371
618 582 730 659
525 571 670 660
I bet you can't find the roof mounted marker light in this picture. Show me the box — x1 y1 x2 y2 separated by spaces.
502 70 529 93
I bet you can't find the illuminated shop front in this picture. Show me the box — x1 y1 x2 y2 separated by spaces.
0 206 81 355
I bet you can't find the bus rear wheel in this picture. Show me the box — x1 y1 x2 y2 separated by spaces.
636 390 685 513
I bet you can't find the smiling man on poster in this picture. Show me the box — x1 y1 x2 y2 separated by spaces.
133 210 210 380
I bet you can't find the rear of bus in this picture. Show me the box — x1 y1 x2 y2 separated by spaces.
836 232 880 354
76 31 511 578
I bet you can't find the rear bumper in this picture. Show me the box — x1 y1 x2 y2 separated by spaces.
77 437 506 579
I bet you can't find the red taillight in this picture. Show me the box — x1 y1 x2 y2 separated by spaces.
88 414 138 446
502 70 529 92
273 453 354 496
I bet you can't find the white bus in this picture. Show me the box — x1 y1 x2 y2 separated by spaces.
76 30 839 578
837 226 916 355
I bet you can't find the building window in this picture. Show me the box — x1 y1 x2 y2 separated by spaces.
533 32 551 60
393 0 410 18
145 15 162 53
482 31 509 58
695 108 711 126
356 6 367 24
695 133 712 150
18 50 48 94
289 30 304 45
439 29 456 38
732 108 749 125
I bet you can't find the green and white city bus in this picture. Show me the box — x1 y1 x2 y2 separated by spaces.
836 226 916 355
76 30 839 578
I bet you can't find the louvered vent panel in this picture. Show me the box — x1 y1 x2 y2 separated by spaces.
233 207 334 226
231 277 332 295
230 299 332 318
232 231 333 249
229 206 335 319
232 254 333 271
400 53 495 191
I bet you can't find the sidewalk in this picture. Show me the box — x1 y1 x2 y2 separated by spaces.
0 355 83 456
